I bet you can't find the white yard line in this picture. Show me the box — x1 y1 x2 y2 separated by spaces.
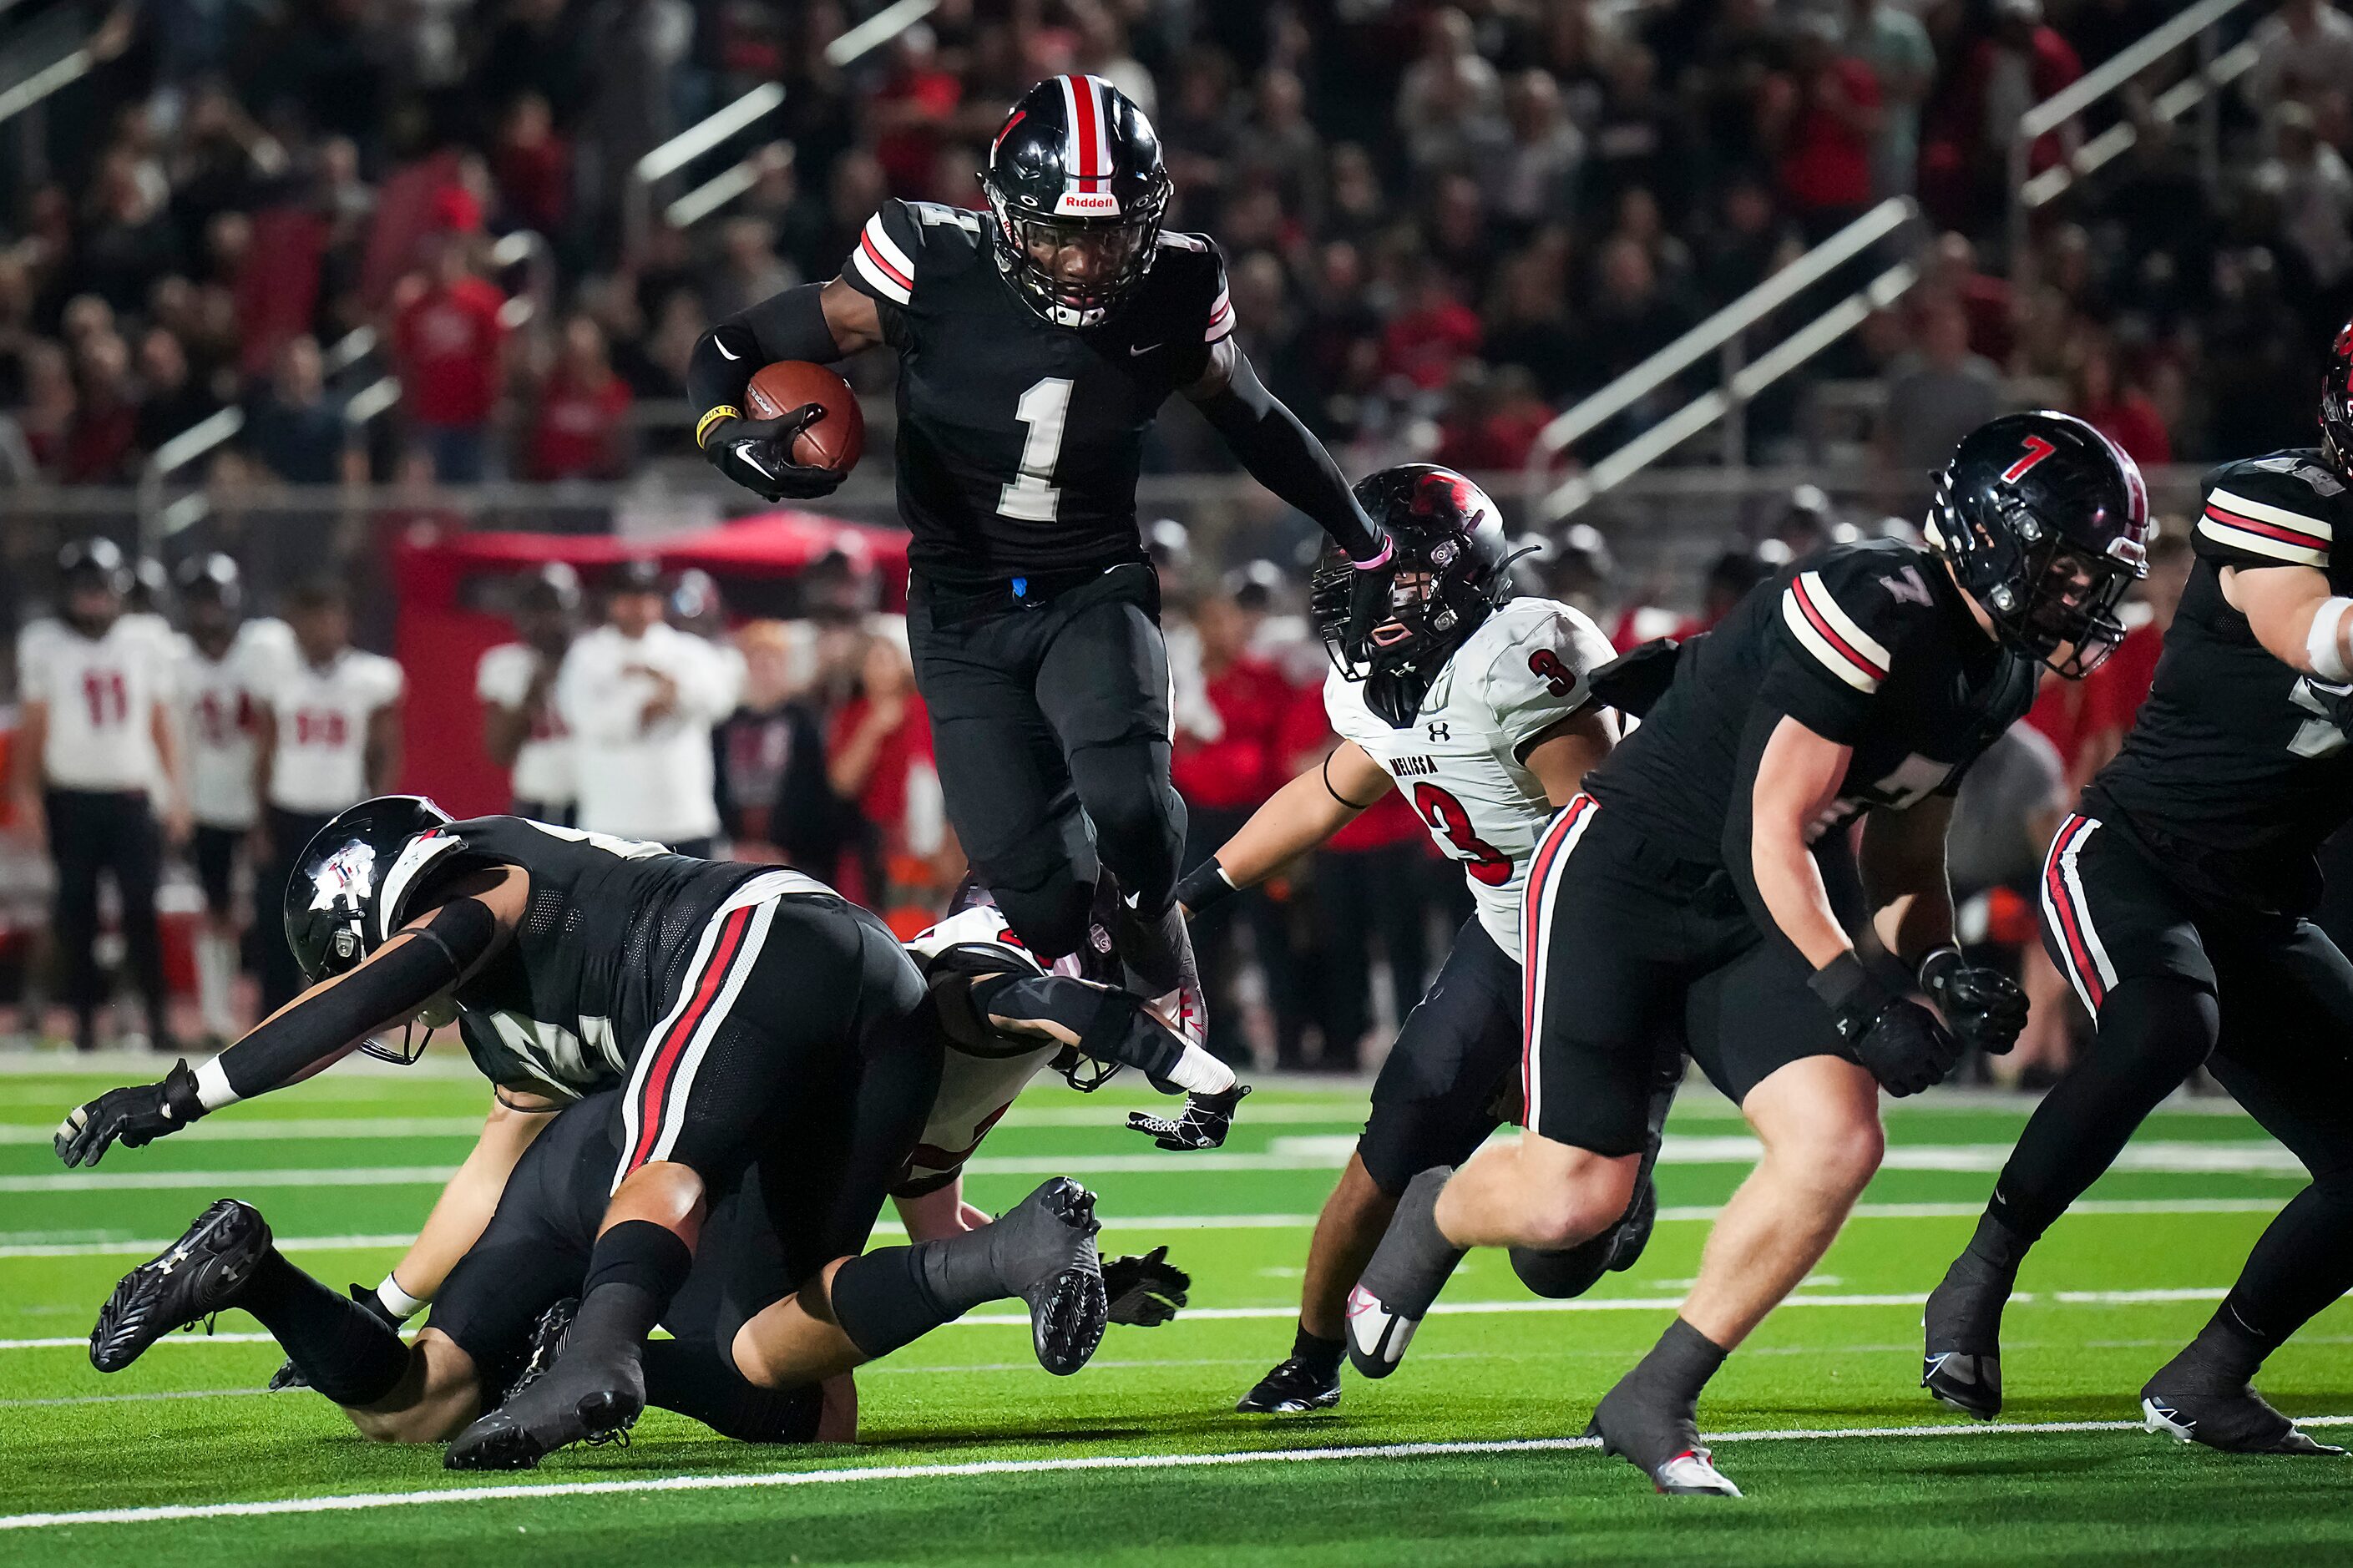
7 1414 2349 1531
0 1199 2295 1262
0 1286 2244 1352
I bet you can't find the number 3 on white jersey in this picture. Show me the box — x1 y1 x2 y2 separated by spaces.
999 377 1074 523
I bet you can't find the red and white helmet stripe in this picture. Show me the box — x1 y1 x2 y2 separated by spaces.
1059 73 1115 191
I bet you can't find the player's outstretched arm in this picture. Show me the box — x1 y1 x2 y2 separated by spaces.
385 1093 562 1304
1176 741 1392 913
689 280 882 502
1184 340 1386 564
54 870 523 1166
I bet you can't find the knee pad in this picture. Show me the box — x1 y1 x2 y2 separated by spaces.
1068 741 1182 857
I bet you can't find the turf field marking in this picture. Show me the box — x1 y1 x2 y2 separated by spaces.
0 1199 2297 1261
0 1287 2247 1350
6 1415 2349 1531
0 1387 271 1409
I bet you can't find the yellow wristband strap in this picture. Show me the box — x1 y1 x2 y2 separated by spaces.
695 405 743 449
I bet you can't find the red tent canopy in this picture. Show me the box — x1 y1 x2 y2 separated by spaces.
391 511 909 815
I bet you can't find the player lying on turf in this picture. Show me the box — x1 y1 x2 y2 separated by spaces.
1161 465 1672 1414
690 74 1404 1047
89 1083 1186 1459
1350 415 2146 1495
53 803 1222 1460
1925 328 2353 1457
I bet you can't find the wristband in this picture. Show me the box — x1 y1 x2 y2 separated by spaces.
194 1056 240 1113
1806 949 1880 1031
1916 945 1964 988
1350 536 1394 569
375 1272 429 1321
1173 860 1237 914
2308 596 2353 682
695 405 742 449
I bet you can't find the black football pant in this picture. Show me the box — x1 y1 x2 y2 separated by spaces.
43 788 167 1046
2008 814 2353 1355
907 563 1183 962
257 806 334 1015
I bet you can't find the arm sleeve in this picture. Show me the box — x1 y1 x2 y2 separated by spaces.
686 282 844 430
1756 561 1927 747
2195 461 2340 570
1192 346 1379 560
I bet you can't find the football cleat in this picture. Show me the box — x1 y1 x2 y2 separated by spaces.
1344 1166 1463 1380
504 1297 579 1408
2142 1348 2345 1456
91 1198 272 1373
1236 1355 1341 1414
444 1329 644 1471
1584 1377 1741 1497
992 1177 1110 1376
1921 1248 2013 1419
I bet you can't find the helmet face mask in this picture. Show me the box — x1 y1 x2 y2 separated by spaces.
1313 466 1516 726
983 74 1171 329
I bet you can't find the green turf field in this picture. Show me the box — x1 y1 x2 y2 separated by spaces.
2 1059 2348 1565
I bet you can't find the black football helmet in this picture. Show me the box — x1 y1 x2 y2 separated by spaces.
2321 320 2353 478
981 73 1171 327
58 537 133 597
285 797 461 1062
175 552 244 616
1927 411 2149 679
1312 465 1518 727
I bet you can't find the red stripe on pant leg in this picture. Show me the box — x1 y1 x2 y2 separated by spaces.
627 905 753 1171
1520 796 1591 1125
2042 817 2105 1011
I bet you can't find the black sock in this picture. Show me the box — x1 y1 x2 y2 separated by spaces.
829 1233 1007 1360
2209 1174 2353 1368
1990 977 2217 1241
570 1220 696 1354
1621 1317 1729 1411
240 1247 411 1408
1292 1324 1343 1379
1960 1210 2031 1277
641 1338 822 1444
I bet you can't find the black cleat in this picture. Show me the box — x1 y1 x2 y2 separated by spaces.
1583 1376 1741 1496
994 1177 1110 1376
92 1199 272 1373
444 1331 643 1471
504 1297 579 1407
1922 1249 2013 1419
1236 1355 1341 1414
2142 1348 2345 1456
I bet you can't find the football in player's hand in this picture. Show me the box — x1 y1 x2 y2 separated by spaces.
746 361 864 473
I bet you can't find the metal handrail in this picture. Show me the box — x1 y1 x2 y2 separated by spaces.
826 0 940 66
0 43 90 126
667 144 792 230
1526 197 1914 482
2019 0 2247 140
1540 260 1922 520
2022 38 2259 210
624 83 787 261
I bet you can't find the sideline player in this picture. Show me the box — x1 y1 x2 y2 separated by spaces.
9 539 186 1051
478 564 580 824
1160 466 1654 1414
1925 334 2353 1456
1352 414 2148 1495
686 73 1394 1021
175 555 296 1045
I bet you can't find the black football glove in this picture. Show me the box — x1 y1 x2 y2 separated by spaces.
1809 953 1961 1097
701 402 843 501
268 1283 410 1391
54 1060 208 1167
1126 1082 1250 1151
1918 945 2029 1055
1102 1245 1191 1327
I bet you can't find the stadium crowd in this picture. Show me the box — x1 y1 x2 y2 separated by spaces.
0 0 2346 488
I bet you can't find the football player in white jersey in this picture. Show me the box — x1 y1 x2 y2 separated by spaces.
252 579 404 1012
1169 467 1674 1414
477 564 580 823
9 539 187 1051
175 555 297 1044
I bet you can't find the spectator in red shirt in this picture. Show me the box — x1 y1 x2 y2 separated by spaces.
493 93 571 235
529 315 634 481
1382 264 1485 392
828 628 939 913
872 25 963 197
1435 362 1555 473
2072 529 2192 785
2069 341 2171 468
1278 672 1436 1073
1763 15 1885 241
390 233 508 483
1174 594 1303 1067
63 331 139 483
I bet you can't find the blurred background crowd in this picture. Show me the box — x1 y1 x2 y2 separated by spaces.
2 0 2346 1087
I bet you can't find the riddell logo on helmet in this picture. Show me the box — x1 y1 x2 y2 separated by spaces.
1055 191 1121 215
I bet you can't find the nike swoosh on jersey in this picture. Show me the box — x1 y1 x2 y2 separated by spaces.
1128 342 1161 356
716 340 741 360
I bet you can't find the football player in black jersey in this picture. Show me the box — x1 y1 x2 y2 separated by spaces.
1348 413 2148 1495
52 799 1121 1464
684 73 1392 1024
1925 331 2353 1457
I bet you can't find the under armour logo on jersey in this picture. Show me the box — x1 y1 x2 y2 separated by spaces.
1880 566 1934 608
1427 720 1450 741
